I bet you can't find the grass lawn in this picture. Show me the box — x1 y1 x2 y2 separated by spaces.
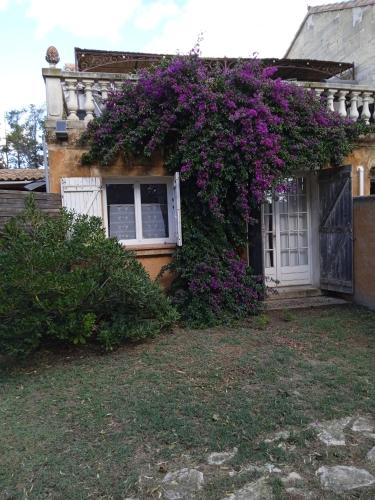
1 305 375 499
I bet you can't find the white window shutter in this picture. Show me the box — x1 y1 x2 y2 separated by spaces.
173 172 182 246
61 177 103 218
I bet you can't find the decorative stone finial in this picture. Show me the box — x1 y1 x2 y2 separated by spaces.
45 46 60 67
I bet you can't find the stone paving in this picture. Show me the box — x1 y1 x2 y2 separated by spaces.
148 414 375 499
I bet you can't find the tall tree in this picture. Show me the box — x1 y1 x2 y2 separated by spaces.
2 105 45 169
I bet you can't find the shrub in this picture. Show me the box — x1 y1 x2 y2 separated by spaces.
81 52 364 326
164 215 264 327
0 197 178 357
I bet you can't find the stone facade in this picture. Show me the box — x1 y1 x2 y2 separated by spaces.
286 1 375 84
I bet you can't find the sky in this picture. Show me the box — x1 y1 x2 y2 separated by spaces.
0 0 338 137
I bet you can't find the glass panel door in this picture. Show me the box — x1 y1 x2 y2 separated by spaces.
263 177 311 286
279 178 309 269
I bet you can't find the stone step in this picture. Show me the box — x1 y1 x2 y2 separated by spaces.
267 286 323 301
265 295 350 311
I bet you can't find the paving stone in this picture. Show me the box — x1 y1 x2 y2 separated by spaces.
264 430 290 443
366 446 375 463
352 416 375 433
221 477 274 499
285 488 315 499
242 463 282 475
162 468 204 499
317 465 375 493
281 472 303 486
207 447 238 465
310 416 352 446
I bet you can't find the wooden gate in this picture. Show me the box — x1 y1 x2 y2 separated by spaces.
319 166 353 294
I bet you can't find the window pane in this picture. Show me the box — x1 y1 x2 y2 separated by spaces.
265 231 273 250
289 232 298 249
299 249 308 265
279 196 288 214
299 231 308 247
141 184 169 238
298 214 307 230
263 202 272 215
298 195 307 212
290 250 299 266
289 195 298 212
264 214 273 233
265 250 274 268
280 215 288 231
289 215 298 231
281 250 289 267
280 233 289 250
107 184 136 240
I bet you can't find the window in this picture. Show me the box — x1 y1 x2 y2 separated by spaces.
105 178 179 245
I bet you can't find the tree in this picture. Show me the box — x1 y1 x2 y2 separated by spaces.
2 105 45 169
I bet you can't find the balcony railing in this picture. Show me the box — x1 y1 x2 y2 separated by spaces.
300 81 375 124
43 68 137 126
43 68 375 128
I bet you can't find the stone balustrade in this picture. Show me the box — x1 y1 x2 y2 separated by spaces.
43 68 137 127
43 67 375 129
300 81 375 124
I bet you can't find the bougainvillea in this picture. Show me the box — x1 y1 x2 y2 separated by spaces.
81 51 361 325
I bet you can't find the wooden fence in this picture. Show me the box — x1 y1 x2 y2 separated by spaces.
0 190 62 230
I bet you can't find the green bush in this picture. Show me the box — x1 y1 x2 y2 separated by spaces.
0 197 178 357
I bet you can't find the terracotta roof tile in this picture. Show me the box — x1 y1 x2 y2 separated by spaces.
0 169 45 182
308 0 375 14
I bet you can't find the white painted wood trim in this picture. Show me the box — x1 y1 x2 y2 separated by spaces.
103 177 179 245
60 177 103 218
173 172 182 246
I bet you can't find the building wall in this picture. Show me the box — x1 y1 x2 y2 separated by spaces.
345 135 375 196
47 137 174 286
287 4 375 83
353 196 375 309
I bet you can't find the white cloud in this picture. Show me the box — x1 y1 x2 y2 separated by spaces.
134 0 179 31
0 0 9 9
141 0 340 58
25 0 141 41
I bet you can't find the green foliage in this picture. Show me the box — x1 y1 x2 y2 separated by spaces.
1 105 45 169
80 53 373 327
281 310 296 322
254 313 270 329
0 197 178 357
164 209 264 327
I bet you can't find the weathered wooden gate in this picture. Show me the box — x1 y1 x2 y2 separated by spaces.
319 166 353 294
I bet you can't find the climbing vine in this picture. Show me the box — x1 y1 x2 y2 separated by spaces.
81 52 362 326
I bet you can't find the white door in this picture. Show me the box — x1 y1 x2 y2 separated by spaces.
263 177 311 287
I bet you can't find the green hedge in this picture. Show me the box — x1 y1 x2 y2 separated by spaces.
0 197 178 357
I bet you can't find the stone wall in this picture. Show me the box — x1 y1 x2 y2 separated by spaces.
353 196 375 310
287 4 375 84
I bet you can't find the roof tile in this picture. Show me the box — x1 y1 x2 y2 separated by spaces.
0 169 45 182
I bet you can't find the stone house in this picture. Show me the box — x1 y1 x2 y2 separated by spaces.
42 42 375 307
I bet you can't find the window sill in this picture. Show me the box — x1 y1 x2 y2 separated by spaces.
124 243 176 257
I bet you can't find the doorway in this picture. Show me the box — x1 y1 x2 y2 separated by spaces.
262 177 312 287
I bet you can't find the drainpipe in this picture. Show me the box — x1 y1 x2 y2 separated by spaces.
357 166 364 196
43 135 49 193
